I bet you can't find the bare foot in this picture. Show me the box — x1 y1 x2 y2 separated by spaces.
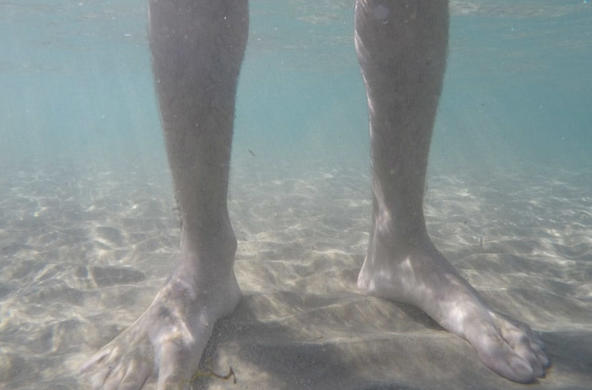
357 233 550 383
81 268 241 389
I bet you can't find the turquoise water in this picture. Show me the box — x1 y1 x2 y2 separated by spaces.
2 0 591 173
1 1 592 389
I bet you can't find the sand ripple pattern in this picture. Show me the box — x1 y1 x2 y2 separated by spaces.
0 162 590 389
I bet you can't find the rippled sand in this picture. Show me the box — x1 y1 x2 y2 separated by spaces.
0 160 590 389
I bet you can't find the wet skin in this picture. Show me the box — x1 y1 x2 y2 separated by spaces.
81 0 549 388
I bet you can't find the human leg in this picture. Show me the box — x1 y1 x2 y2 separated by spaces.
81 1 248 388
354 0 548 383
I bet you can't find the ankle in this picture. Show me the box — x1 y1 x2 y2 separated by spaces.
178 227 237 281
373 204 429 243
373 220 430 250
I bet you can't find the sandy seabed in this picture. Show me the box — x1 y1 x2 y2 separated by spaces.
0 158 591 390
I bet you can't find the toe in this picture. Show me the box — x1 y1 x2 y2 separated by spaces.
474 325 537 383
537 349 550 369
80 347 111 373
528 333 550 370
479 347 535 384
119 359 152 390
88 364 113 389
156 345 194 389
492 313 550 379
508 354 535 383
102 364 126 389
513 336 544 378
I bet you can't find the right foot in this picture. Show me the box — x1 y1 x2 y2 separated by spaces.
81 267 241 389
357 232 549 383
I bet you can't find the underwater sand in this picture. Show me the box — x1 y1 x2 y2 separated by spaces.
0 159 591 389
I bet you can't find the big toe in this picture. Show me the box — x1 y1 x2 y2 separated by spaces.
155 342 202 389
515 342 547 378
508 355 536 383
480 349 536 383
496 316 549 378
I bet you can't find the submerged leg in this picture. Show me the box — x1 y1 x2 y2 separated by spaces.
82 1 248 388
354 0 549 383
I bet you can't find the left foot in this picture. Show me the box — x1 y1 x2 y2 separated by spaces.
357 232 550 383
